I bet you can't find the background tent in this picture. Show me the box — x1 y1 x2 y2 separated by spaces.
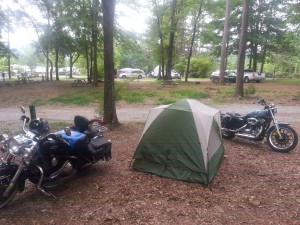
131 99 224 184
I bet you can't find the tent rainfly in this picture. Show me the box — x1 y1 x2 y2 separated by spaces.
131 99 224 184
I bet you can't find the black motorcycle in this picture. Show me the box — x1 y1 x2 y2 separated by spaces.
221 99 298 153
0 106 112 208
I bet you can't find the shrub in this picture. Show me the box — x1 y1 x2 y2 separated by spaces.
245 84 256 96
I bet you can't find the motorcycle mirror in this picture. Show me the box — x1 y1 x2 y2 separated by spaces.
20 106 26 114
20 115 30 122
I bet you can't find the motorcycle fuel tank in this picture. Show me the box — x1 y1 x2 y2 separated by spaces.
245 110 268 119
222 114 246 130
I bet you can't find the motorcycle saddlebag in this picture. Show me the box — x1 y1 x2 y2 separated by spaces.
87 137 112 161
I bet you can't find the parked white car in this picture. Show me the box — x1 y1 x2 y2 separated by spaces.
119 69 145 79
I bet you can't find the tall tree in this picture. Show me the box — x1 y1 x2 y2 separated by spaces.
185 0 204 82
151 0 167 79
236 0 250 97
102 0 118 124
219 0 231 84
165 0 178 80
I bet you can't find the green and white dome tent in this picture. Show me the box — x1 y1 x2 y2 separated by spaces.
131 99 224 184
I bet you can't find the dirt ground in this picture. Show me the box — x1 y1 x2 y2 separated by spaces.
0 80 300 224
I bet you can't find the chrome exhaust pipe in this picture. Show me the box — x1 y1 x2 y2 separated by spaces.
49 160 74 179
222 124 247 133
235 126 263 140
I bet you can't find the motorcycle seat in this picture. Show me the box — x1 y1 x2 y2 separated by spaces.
73 115 99 138
74 115 89 132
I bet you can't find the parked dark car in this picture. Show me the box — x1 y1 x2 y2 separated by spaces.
210 71 236 83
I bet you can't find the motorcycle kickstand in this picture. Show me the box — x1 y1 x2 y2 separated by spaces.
37 186 57 199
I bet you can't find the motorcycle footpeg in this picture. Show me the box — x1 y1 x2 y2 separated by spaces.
37 186 57 199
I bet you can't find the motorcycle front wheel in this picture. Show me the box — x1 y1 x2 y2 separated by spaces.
0 182 18 209
267 125 298 153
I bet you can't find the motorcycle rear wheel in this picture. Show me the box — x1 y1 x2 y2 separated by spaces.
0 182 18 209
222 131 235 140
267 125 298 153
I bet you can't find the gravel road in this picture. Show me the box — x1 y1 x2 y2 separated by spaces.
0 103 299 124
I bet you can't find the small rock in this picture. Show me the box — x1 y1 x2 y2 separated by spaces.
248 196 261 206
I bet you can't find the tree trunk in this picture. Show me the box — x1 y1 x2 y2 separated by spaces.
69 53 80 79
55 46 59 81
92 0 99 85
49 60 53 81
185 2 203 82
219 0 231 84
69 55 73 79
252 43 258 71
166 0 177 80
154 0 165 80
89 46 93 82
260 45 267 74
85 42 90 82
102 0 118 125
7 27 12 79
236 0 250 97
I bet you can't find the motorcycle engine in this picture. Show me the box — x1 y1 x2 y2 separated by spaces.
247 118 259 126
245 118 264 135
35 136 69 177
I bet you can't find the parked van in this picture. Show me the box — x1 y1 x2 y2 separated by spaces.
152 66 180 79
119 69 145 79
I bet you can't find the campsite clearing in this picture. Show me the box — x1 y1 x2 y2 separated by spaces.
0 80 299 224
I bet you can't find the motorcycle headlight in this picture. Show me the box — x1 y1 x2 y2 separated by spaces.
8 139 22 156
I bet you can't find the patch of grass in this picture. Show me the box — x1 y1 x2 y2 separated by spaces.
170 89 210 99
212 95 227 104
211 86 235 104
157 97 177 105
266 78 300 85
222 87 235 96
49 90 104 105
50 93 90 105
31 98 47 106
121 90 157 103
49 121 72 131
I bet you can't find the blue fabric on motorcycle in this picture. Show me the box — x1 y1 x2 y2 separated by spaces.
56 130 87 149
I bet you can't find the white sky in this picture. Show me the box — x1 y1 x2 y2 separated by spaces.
5 1 151 49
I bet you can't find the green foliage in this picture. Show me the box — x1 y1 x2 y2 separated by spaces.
115 32 150 71
174 57 187 75
189 56 214 78
244 84 256 97
114 79 133 100
0 57 8 71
